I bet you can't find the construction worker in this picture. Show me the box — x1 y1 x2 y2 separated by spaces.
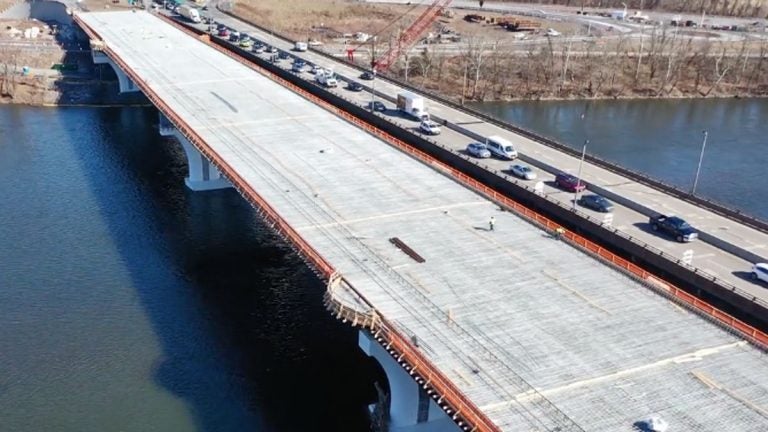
489 216 495 231
554 226 566 239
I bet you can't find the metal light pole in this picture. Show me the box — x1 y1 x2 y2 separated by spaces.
370 68 377 111
691 130 708 195
461 62 468 105
574 139 588 208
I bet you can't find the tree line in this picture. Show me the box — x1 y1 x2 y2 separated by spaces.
386 29 768 100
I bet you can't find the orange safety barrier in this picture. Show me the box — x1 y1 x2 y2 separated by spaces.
74 12 768 432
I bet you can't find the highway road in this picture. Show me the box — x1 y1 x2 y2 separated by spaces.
173 10 768 305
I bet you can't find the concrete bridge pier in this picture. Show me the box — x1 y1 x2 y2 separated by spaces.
159 113 231 191
91 49 140 93
359 331 458 432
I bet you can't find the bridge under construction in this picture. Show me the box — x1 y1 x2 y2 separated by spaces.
75 11 768 432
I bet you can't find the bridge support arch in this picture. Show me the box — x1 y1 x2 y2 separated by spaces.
91 49 140 93
159 113 231 191
359 331 459 432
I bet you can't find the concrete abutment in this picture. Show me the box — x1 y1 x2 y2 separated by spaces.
359 331 459 432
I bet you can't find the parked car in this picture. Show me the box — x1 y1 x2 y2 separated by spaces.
635 416 669 432
577 194 614 212
347 81 364 92
649 214 698 242
239 38 253 48
278 51 289 59
310 64 321 74
555 172 586 192
291 62 305 73
367 101 386 112
218 28 230 37
229 32 240 42
510 164 537 180
267 46 278 54
253 44 265 53
360 71 375 80
545 28 562 37
750 263 768 283
419 120 442 135
466 142 491 158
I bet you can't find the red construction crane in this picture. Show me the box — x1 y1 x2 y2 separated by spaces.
373 0 453 72
345 0 454 71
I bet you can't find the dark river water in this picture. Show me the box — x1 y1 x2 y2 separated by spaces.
472 98 768 220
1 98 766 432
0 106 378 432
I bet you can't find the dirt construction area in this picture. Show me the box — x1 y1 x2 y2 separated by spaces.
232 0 576 47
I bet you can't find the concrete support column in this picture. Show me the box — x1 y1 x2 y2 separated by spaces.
91 50 140 93
159 113 231 191
359 331 458 432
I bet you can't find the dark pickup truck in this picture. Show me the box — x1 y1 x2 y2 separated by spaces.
649 214 698 242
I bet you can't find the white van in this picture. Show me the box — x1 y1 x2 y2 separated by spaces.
485 136 518 160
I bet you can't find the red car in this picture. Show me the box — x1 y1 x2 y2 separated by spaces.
555 173 586 192
218 28 230 37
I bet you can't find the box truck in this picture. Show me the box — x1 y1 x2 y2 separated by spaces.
397 92 429 120
178 4 201 23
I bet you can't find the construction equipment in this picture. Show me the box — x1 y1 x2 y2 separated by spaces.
498 18 541 32
373 0 453 72
347 0 465 71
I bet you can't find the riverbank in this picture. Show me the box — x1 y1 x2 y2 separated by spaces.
0 17 148 107
0 72 150 106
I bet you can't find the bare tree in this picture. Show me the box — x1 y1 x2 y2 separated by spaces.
460 32 491 99
0 46 21 99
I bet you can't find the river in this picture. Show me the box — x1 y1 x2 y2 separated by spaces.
0 106 377 432
472 98 768 220
1 98 766 432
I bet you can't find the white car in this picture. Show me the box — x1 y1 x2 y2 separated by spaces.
751 263 768 283
510 164 537 180
466 142 491 158
636 416 669 432
419 120 441 135
545 28 561 37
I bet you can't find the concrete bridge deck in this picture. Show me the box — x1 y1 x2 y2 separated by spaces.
77 11 768 432
200 9 768 307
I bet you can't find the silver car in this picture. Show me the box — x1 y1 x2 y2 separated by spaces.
466 142 491 158
510 164 537 180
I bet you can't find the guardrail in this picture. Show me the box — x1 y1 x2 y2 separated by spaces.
216 8 768 235
75 13 768 432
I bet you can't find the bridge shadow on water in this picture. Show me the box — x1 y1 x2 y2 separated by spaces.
68 106 383 432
